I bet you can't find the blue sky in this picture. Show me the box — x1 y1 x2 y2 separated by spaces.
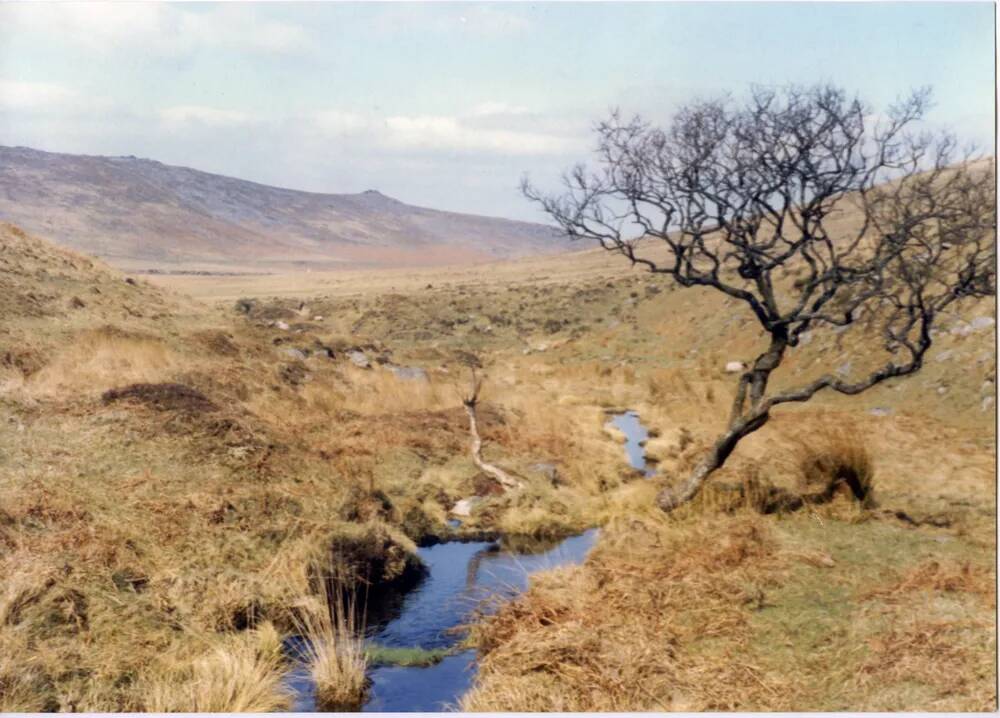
0 2 994 221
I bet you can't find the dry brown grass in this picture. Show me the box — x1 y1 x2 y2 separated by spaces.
856 618 996 711
862 559 996 606
464 513 789 711
1 220 993 711
143 623 291 712
794 428 876 505
15 328 181 400
290 586 368 711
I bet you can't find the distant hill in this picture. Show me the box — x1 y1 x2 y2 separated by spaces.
0 146 569 272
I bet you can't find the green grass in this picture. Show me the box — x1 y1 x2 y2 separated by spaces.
365 645 451 667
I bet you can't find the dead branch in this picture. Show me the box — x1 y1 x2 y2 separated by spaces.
462 369 522 491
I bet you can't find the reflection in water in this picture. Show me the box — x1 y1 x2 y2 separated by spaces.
363 529 598 712
607 410 654 477
285 528 599 712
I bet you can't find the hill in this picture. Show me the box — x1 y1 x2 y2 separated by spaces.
0 145 569 272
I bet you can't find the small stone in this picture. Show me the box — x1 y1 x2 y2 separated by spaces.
348 350 371 369
450 497 482 517
971 316 995 331
836 361 852 377
725 361 746 373
281 347 308 361
869 407 893 417
389 365 428 381
275 321 289 331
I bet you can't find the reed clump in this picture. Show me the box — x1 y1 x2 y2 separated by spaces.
291 564 369 711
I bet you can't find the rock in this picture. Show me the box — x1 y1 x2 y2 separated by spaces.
937 386 948 395
982 396 994 412
836 361 852 377
313 315 324 321
389 365 428 381
797 331 813 346
275 321 290 331
935 349 954 363
869 407 893 417
348 350 371 369
281 347 308 361
971 316 995 331
450 497 483 517
725 361 746 373
950 321 973 336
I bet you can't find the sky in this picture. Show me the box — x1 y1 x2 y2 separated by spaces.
0 1 995 222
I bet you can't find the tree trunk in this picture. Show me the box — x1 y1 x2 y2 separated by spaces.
655 410 770 512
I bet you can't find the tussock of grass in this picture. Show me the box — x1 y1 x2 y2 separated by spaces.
290 567 368 711
795 428 876 505
143 623 291 712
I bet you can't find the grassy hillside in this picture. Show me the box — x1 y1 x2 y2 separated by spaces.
0 219 994 711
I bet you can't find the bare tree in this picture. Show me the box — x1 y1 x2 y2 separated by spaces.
523 84 995 512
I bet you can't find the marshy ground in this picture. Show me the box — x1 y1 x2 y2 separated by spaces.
0 221 995 711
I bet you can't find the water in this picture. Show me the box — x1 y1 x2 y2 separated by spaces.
607 410 655 477
286 528 599 712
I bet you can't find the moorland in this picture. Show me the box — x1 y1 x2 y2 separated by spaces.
0 196 995 711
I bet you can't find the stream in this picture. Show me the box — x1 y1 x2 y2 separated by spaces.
287 528 600 712
607 410 655 477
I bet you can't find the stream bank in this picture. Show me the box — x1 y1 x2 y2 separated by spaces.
287 528 599 712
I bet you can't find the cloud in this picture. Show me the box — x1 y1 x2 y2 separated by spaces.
159 106 252 129
0 80 78 110
0 3 312 56
373 4 533 37
382 114 578 156
469 102 530 118
304 103 586 158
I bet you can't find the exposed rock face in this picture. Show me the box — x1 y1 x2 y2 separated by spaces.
0 145 571 272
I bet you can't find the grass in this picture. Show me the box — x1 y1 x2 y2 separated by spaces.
0 221 994 711
290 594 368 710
143 623 291 712
365 645 451 667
